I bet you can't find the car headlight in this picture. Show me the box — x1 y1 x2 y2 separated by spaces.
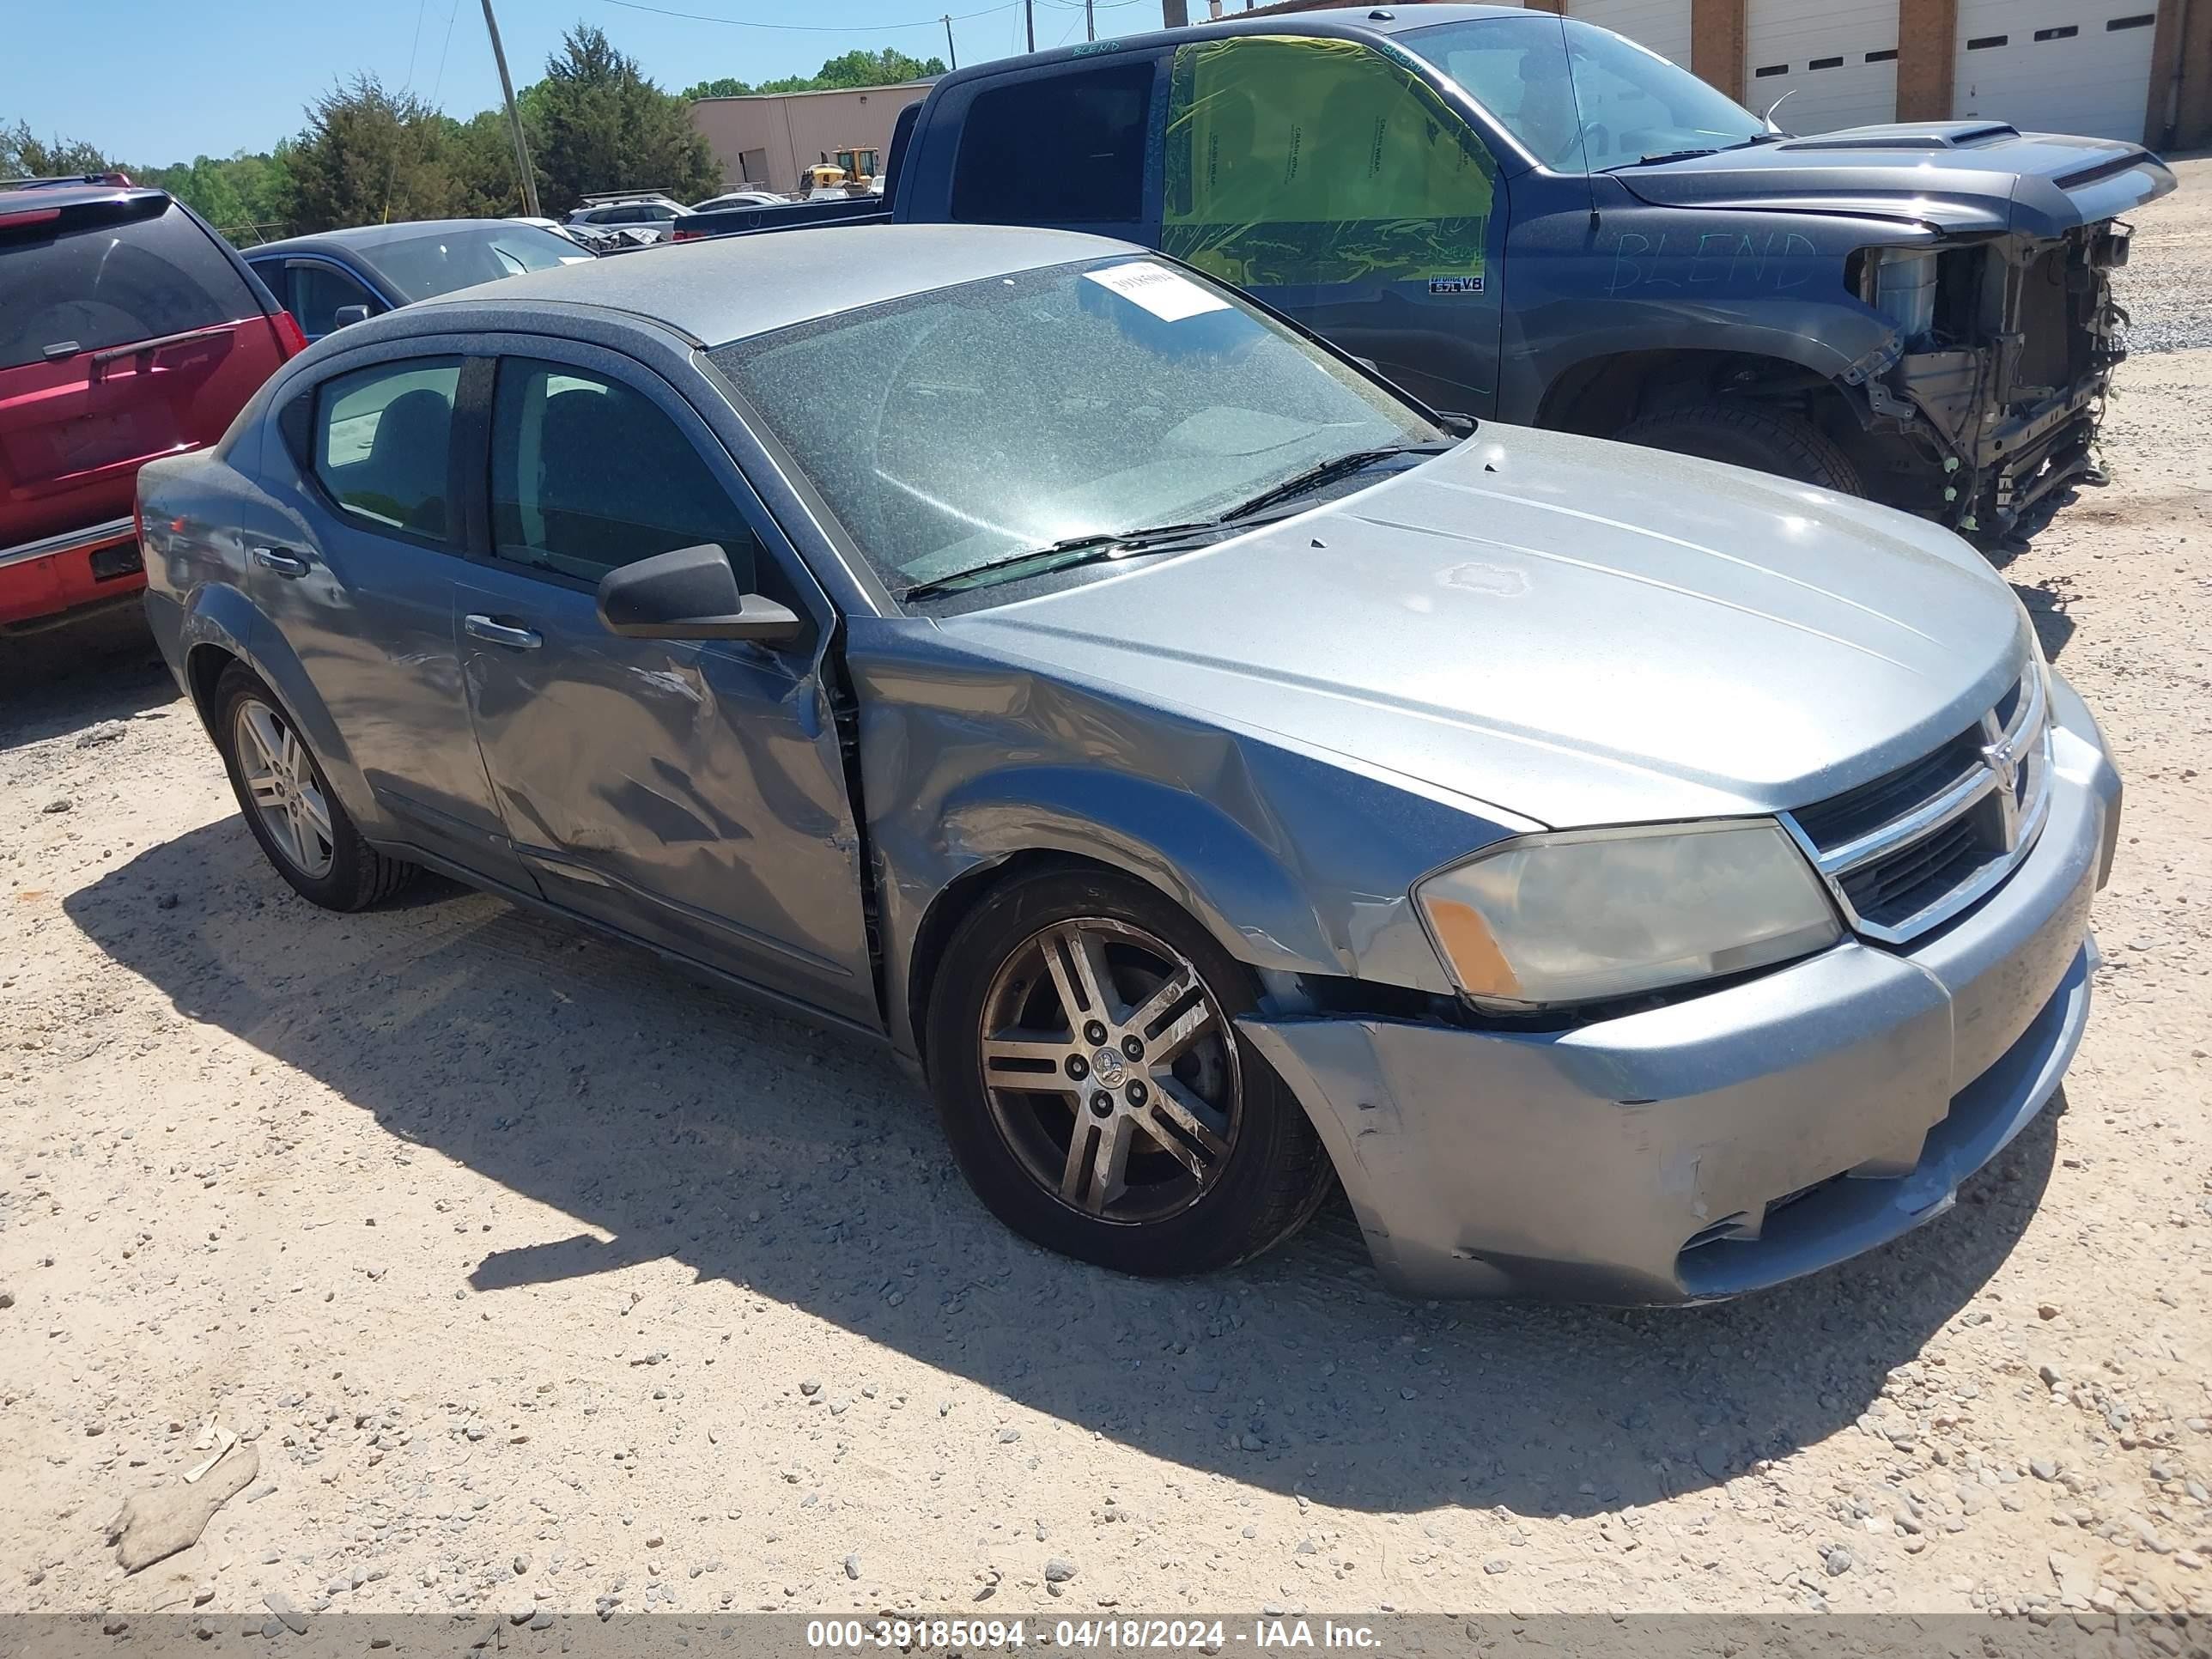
1413 820 1843 1011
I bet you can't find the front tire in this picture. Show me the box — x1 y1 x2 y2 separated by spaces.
211 664 416 912
1612 402 1865 495
925 867 1333 1277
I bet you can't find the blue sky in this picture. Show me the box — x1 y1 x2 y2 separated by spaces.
2 0 1164 166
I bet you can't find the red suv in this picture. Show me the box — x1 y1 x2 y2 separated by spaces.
1 175 305 632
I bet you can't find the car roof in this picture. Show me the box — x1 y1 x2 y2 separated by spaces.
924 1 1528 93
0 182 170 216
244 220 520 258
408 222 1135 346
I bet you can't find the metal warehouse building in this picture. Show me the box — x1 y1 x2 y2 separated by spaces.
1180 0 2212 149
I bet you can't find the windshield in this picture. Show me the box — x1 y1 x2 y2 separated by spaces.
365 224 588 301
711 258 1441 593
1400 15 1767 173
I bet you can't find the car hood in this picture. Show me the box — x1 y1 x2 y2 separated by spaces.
1613 122 2175 238
938 428 2034 831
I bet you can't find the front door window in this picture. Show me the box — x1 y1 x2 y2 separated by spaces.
289 262 378 338
489 357 761 581
1162 35 1498 293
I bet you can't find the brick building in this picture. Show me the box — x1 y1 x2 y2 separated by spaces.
690 82 935 197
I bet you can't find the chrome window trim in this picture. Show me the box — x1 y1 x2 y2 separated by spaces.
1781 667 2053 946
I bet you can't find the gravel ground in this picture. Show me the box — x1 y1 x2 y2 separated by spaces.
2117 151 2212 354
2 161 2206 1629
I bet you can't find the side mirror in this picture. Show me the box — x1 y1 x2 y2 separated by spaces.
331 304 371 329
596 543 804 644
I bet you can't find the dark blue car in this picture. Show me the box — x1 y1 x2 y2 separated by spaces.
242 219 592 343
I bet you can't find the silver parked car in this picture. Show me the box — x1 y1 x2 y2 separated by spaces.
136 225 2118 1303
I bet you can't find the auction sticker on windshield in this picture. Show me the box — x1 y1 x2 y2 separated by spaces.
1084 262 1231 323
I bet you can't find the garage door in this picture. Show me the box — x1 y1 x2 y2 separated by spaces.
1566 0 1695 70
1952 2 2159 143
1745 0 1901 133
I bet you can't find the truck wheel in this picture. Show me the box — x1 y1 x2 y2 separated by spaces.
1612 403 1864 495
925 866 1334 1278
211 663 417 912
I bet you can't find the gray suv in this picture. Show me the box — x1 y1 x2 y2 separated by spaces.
135 225 2118 1303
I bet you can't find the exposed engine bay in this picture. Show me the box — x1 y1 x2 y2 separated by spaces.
1856 217 2134 538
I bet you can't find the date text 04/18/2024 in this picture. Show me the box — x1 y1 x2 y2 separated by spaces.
805 1620 1384 1650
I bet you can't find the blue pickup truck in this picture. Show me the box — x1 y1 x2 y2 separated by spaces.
678 5 2174 539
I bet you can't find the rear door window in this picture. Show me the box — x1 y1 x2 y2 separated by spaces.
0 201 261 371
312 358 462 538
951 60 1154 227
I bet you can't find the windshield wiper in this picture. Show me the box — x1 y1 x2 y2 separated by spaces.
1211 440 1457 524
1626 147 1719 166
897 441 1455 602
896 520 1224 602
1613 131 1786 169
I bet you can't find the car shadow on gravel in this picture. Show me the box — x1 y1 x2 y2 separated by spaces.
0 613 177 750
2010 584 2079 665
66 815 2059 1521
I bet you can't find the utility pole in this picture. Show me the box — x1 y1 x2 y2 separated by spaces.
1085 0 1096 40
1024 0 1035 53
942 13 957 69
480 0 541 219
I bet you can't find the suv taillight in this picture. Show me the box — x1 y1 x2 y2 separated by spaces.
270 311 309 357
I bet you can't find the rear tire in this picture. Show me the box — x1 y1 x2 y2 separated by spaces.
211 664 416 912
1613 402 1865 495
925 866 1334 1277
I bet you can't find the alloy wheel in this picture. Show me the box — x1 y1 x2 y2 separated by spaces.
976 918 1241 1224
233 697 336 880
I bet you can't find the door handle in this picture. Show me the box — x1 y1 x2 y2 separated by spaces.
464 614 543 651
252 546 310 577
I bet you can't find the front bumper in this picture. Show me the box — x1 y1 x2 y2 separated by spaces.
1241 672 2120 1304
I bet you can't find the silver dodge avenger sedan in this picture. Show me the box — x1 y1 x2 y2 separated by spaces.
137 224 2119 1303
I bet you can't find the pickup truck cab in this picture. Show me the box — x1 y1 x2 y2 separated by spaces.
684 4 2175 538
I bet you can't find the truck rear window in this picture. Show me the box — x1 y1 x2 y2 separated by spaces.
0 203 259 372
951 61 1152 227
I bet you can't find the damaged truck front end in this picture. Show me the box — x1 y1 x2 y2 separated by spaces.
1598 118 2174 541
1860 215 2137 538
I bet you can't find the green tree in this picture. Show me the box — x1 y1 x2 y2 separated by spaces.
1 118 117 179
282 76 467 234
531 24 716 214
137 150 295 240
681 48 945 102
811 48 945 88
447 108 533 218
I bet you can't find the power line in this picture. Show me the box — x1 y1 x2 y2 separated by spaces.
402 0 428 95
598 0 1017 32
428 0 463 106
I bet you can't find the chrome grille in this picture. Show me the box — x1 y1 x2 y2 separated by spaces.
1783 667 2053 945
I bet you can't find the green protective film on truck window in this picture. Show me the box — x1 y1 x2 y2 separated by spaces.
1162 35 1496 290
